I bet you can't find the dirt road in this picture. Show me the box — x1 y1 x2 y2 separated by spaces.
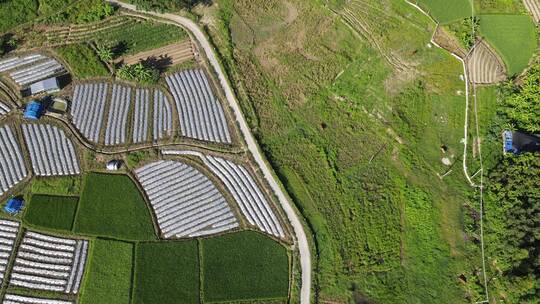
107 1 312 303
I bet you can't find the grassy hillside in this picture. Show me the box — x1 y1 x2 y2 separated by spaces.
201 0 479 302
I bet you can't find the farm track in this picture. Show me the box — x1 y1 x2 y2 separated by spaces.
116 40 194 66
107 1 312 303
466 39 506 84
523 0 540 24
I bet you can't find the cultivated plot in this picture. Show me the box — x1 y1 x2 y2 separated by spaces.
166 69 232 144
0 125 28 197
24 195 79 231
135 160 239 238
0 54 66 87
0 220 20 284
466 39 506 84
9 231 88 294
0 101 11 116
21 124 81 176
479 14 536 75
70 83 108 143
416 0 472 24
105 84 131 146
3 294 73 304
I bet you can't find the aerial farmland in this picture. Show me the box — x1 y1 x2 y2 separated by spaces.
0 1 296 303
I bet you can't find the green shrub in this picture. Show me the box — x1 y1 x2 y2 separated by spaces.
24 195 78 231
128 0 191 13
56 43 109 79
117 62 159 84
0 0 39 32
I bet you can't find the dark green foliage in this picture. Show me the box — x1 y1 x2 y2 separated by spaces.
486 153 540 302
24 195 78 231
117 62 159 84
446 17 478 49
125 150 157 168
416 0 472 24
80 239 134 304
128 0 191 13
93 21 185 56
60 0 115 24
500 64 540 132
202 231 289 301
56 43 109 79
0 0 38 32
74 173 157 241
134 241 199 304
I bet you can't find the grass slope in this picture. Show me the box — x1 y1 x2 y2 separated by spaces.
74 173 156 241
479 14 536 75
56 43 109 79
205 0 474 302
417 0 472 23
202 231 289 302
80 239 133 304
134 241 199 304
24 195 78 231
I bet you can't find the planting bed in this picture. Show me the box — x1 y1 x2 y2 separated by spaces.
0 125 28 197
24 195 79 231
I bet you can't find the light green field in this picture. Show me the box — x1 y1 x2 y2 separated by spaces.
202 231 289 302
134 241 199 304
73 173 157 241
56 43 109 79
417 0 472 23
24 195 78 231
479 14 536 75
80 239 133 304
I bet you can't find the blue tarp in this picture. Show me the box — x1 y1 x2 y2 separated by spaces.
4 198 23 214
24 101 43 120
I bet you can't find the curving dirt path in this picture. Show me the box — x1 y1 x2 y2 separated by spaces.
107 1 312 303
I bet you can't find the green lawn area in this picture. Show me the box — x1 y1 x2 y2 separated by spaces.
80 239 133 304
202 231 289 302
73 173 157 241
24 195 78 231
479 14 536 75
56 43 109 79
417 0 472 24
134 241 199 304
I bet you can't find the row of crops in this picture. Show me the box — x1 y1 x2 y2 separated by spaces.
0 54 66 87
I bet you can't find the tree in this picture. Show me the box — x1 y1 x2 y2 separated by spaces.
501 64 540 132
116 62 159 84
96 44 114 62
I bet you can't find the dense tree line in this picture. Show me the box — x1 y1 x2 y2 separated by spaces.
127 0 192 12
485 153 540 302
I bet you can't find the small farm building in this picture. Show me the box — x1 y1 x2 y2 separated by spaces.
30 77 60 95
4 198 24 214
24 101 44 120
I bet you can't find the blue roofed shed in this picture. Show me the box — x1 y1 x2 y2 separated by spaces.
4 198 24 214
30 77 60 95
24 101 44 120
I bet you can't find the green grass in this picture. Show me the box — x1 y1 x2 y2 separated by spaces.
0 0 38 32
80 239 133 304
202 231 289 302
417 0 472 24
24 195 78 231
73 173 157 241
56 43 109 79
479 14 536 75
91 20 186 56
134 241 199 304
30 176 81 196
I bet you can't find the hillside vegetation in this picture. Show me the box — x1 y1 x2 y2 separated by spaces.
202 0 479 302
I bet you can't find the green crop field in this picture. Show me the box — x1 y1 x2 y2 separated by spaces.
91 20 186 56
134 241 200 304
24 195 78 231
202 231 289 302
417 0 472 23
73 173 157 241
56 43 109 79
80 239 133 304
30 176 81 196
479 14 536 75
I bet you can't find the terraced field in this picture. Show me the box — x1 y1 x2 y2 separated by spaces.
0 54 66 87
523 0 540 23
466 39 506 84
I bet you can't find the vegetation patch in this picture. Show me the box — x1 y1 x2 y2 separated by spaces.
134 241 199 304
74 173 157 241
202 231 289 302
417 0 472 24
0 0 39 32
80 239 134 304
56 43 109 79
30 176 81 196
479 14 536 75
24 195 78 231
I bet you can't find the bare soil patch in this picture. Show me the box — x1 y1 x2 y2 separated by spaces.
466 39 506 84
523 0 540 23
115 40 195 68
